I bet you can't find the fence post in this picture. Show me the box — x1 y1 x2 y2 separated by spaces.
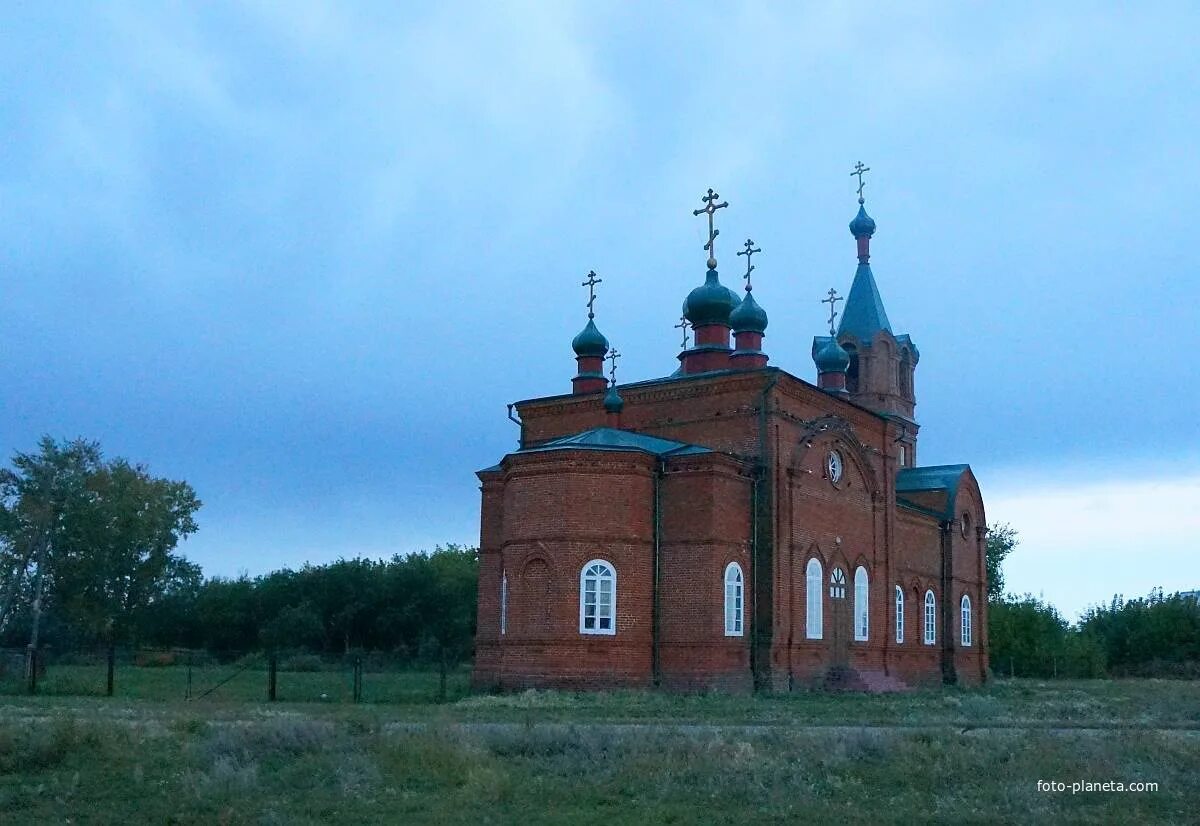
353 657 362 704
268 655 277 702
106 644 115 697
26 647 37 695
186 651 193 701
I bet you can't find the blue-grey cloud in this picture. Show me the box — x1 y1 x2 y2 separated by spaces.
2 3 1197 610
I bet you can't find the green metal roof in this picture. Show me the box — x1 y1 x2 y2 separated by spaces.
571 318 609 357
895 464 969 493
837 262 892 343
729 289 768 333
684 268 742 326
811 335 850 372
519 427 711 458
895 464 971 521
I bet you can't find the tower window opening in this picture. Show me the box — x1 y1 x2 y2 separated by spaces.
844 343 859 393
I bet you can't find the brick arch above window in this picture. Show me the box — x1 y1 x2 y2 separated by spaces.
521 556 550 578
786 415 881 498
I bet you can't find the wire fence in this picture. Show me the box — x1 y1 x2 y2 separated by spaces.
0 646 469 705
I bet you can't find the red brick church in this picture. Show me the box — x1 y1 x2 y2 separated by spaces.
473 176 987 692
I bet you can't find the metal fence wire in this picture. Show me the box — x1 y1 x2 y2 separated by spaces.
0 646 466 704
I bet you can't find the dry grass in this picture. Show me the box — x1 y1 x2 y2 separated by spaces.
0 680 1197 823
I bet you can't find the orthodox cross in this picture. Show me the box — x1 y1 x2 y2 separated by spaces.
851 161 870 203
606 347 621 384
581 270 603 318
674 315 690 349
692 188 729 267
822 288 843 336
737 238 761 291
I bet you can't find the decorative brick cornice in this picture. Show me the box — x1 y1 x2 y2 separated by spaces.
500 453 658 480
772 372 893 430
517 369 775 420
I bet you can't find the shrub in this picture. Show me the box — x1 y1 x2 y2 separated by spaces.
135 651 178 667
279 653 325 672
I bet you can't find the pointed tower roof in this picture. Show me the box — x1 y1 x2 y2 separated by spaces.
837 195 892 342
838 261 892 341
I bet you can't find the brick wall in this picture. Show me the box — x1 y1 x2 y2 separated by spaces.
477 366 987 692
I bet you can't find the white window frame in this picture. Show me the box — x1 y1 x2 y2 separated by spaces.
853 567 869 642
500 572 508 636
898 444 906 468
923 590 937 645
895 586 904 644
829 567 846 599
579 559 616 636
806 558 823 639
723 562 744 636
961 594 972 647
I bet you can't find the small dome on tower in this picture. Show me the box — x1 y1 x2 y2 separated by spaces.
849 204 876 238
729 290 768 334
684 269 742 326
603 383 624 414
814 337 851 372
571 319 609 357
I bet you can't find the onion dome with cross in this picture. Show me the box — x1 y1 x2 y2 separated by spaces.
572 271 609 357
571 271 611 394
729 238 768 335
683 188 741 326
603 348 624 423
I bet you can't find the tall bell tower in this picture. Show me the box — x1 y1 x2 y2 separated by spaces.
816 163 920 462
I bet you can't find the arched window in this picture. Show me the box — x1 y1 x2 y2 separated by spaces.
895 586 904 643
854 567 869 641
724 562 744 636
500 572 508 636
579 560 616 635
805 558 823 639
961 594 972 647
844 343 859 393
923 590 937 645
899 350 913 398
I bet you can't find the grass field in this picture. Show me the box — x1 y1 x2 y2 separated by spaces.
1 676 1198 824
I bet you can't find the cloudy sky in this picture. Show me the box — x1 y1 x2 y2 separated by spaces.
2 3 1197 618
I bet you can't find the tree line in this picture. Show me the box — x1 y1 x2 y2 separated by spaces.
4 437 1199 680
986 525 1200 678
0 438 476 668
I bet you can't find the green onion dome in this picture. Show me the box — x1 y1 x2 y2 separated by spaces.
603 384 625 414
571 318 609 357
814 337 850 372
729 290 768 334
849 203 876 238
683 269 742 326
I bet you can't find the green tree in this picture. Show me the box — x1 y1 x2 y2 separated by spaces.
399 545 478 699
0 438 201 646
985 523 1018 601
989 594 1105 678
0 438 104 646
1080 591 1200 677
